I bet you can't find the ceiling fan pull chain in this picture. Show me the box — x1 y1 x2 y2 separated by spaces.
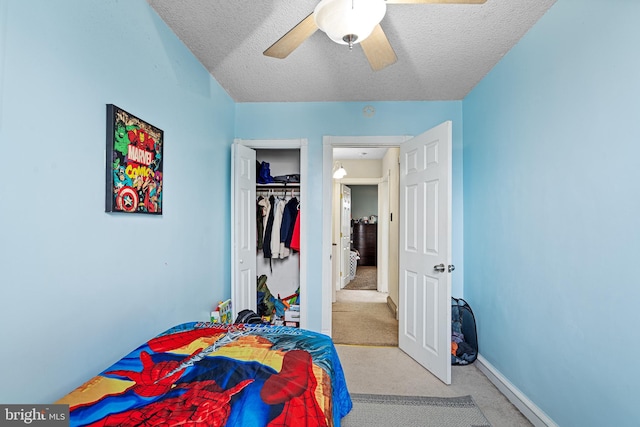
348 0 355 49
344 34 356 50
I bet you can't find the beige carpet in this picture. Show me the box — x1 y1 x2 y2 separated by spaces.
336 346 533 427
343 266 377 290
332 300 398 346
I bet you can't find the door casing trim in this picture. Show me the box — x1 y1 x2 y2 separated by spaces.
233 138 308 328
321 135 411 336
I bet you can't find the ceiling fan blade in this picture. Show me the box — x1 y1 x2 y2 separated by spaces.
360 24 397 72
263 13 318 59
385 0 486 4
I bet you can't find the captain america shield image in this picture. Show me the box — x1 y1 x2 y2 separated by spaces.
116 186 138 213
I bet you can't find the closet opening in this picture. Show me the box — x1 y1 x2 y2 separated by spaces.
256 149 301 327
231 139 309 329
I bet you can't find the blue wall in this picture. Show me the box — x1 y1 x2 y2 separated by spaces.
463 1 640 425
235 102 465 326
0 0 235 403
4 1 634 425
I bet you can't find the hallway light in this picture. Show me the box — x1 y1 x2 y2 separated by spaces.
333 162 347 179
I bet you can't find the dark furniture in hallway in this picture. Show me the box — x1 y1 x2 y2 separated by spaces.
352 223 377 266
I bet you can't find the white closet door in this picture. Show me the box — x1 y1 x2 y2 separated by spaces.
231 143 257 319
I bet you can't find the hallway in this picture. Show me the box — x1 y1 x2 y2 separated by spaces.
332 289 398 346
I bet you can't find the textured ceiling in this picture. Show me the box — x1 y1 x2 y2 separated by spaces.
147 0 555 103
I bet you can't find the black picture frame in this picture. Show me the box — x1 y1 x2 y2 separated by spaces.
105 104 163 214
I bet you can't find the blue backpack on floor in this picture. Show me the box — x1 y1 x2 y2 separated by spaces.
451 297 478 365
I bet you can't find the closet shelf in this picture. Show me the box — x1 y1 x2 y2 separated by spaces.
256 183 300 188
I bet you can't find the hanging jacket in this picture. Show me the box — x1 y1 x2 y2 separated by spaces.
262 195 276 258
281 197 299 249
257 196 267 250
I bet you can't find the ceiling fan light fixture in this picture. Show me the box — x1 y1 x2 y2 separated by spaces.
314 0 386 47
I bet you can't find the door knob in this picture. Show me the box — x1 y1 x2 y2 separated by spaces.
434 263 446 273
448 264 455 273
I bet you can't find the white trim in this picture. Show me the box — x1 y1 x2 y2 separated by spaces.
336 177 383 185
230 144 238 320
377 180 389 294
235 138 306 150
337 176 387 294
326 135 411 146
232 138 309 330
476 355 558 427
322 135 411 336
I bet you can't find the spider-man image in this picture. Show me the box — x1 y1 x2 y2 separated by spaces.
63 323 351 427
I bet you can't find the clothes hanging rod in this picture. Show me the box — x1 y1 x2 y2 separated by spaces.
257 190 300 195
256 183 300 189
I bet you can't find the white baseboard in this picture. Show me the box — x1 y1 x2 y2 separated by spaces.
386 296 398 319
476 354 558 427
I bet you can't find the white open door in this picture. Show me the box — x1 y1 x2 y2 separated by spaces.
340 185 352 288
231 143 257 320
399 121 452 385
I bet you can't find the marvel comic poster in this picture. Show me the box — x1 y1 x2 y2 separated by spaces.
106 105 163 214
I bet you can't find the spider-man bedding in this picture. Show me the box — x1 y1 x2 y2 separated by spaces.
56 322 352 427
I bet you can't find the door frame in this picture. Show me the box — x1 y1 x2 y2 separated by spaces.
339 184 352 290
335 178 387 294
232 138 309 329
321 135 411 336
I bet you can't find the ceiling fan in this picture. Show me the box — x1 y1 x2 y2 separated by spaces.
264 0 487 71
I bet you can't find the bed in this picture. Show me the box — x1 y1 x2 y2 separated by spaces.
56 322 352 426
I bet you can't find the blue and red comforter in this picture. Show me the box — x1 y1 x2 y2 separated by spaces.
57 322 352 427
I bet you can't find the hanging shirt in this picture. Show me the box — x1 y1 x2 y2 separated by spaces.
270 197 286 258
290 209 301 252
